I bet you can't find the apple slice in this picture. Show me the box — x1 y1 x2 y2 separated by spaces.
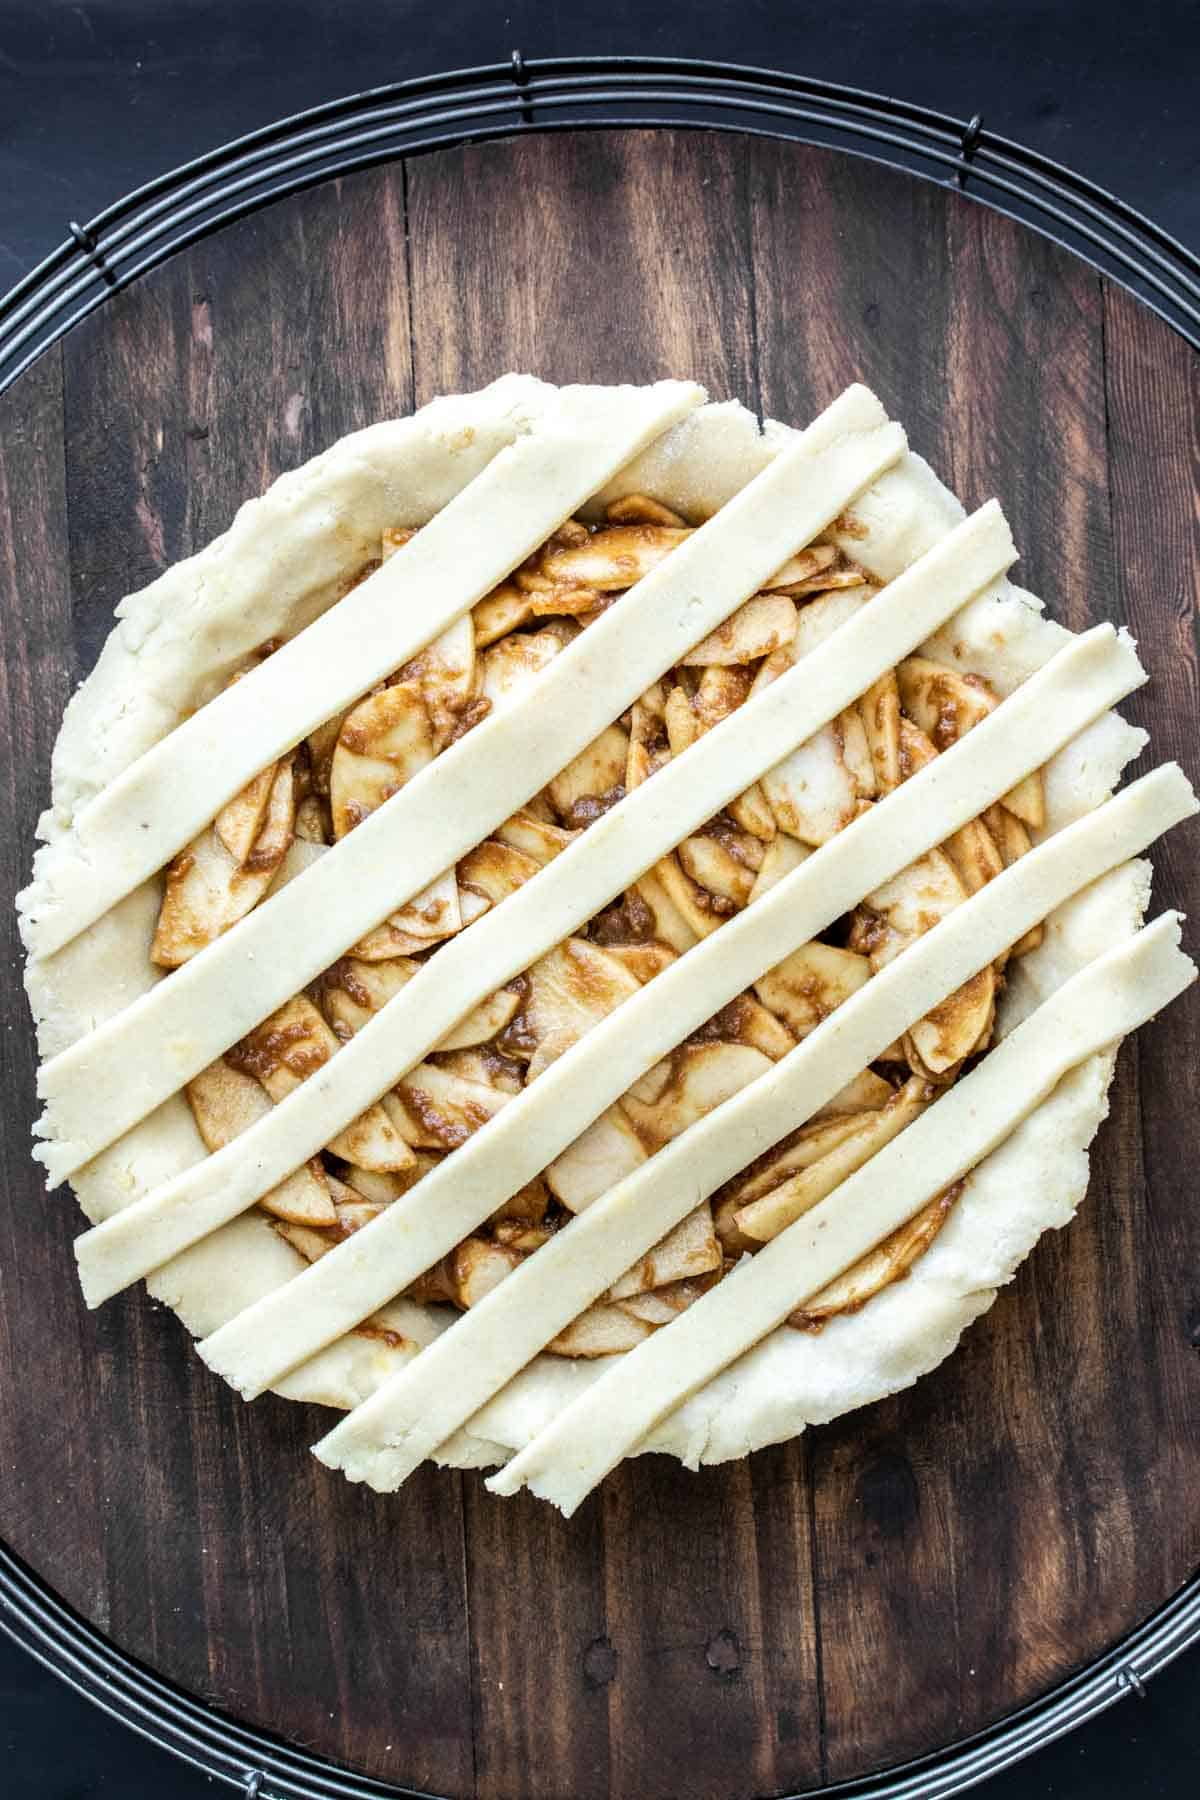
860 671 902 791
402 614 477 752
319 955 419 1039
341 1159 438 1204
677 832 759 908
727 780 778 841
616 1275 719 1325
850 845 996 1072
546 1102 648 1211
720 1113 876 1211
625 1058 672 1105
735 1078 931 1243
788 582 877 658
435 988 523 1052
213 763 277 863
839 705 877 798
233 994 414 1172
540 523 691 590
458 839 542 913
903 968 996 1075
605 493 688 528
632 865 700 953
785 565 873 598
529 583 608 620
944 815 1005 897
622 1041 773 1152
380 525 477 745
520 938 643 1081
479 625 571 712
151 758 295 967
435 1047 524 1093
762 719 861 844
394 1061 512 1149
626 687 670 792
753 940 872 1037
330 683 435 838
692 665 753 730
762 542 838 592
899 719 1003 895
704 992 796 1061
493 1221 554 1252
275 1222 337 1264
380 526 418 556
348 867 463 960
850 847 969 969
983 802 1045 956
663 685 700 757
789 1185 959 1328
185 1058 335 1225
306 710 353 800
547 723 629 822
651 851 730 938
896 654 994 744
491 1176 551 1227
293 794 329 843
333 1200 390 1237
602 941 679 985
897 655 1045 827
678 594 797 666
809 1067 895 1119
472 580 535 646
548 1304 654 1357
608 1201 722 1298
494 811 579 865
451 1237 524 1309
747 833 811 904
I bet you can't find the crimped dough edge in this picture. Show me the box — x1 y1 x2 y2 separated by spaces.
20 378 1148 1474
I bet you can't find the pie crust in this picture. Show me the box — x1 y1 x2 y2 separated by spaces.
19 376 1196 1503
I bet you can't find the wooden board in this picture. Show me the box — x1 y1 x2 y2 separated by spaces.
0 132 1196 1798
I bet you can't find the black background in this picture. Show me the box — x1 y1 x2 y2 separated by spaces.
2 2 1198 1795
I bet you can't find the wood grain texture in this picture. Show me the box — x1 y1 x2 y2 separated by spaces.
407 132 821 1800
747 142 1180 1780
0 132 1196 1799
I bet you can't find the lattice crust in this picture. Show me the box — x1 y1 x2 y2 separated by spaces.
160 513 1045 1351
20 378 1196 1499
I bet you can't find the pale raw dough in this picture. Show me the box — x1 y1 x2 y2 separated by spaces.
19 379 1160 1477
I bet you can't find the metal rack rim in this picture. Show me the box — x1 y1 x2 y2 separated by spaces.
2 1532 1197 1800
4 56 1200 394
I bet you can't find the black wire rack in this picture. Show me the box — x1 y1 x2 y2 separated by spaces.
1 1529 1197 1800
1 50 1198 1800
3 53 1200 396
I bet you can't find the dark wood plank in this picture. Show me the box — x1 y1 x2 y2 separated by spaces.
920 215 1199 1750
751 138 1199 1781
7 167 473 1798
0 133 1197 1799
0 348 113 1631
407 128 823 1800
405 129 757 400
751 142 957 455
1101 273 1200 1584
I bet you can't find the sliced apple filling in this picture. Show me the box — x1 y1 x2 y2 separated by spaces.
152 497 1050 1353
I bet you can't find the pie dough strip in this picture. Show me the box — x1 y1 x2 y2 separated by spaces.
188 624 1144 1395
39 386 909 1179
28 380 706 960
313 771 1196 1491
483 912 1195 1513
74 500 1009 1303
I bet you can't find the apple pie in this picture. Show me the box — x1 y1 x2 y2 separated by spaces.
20 377 1196 1515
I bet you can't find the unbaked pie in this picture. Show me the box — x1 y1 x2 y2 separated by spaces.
20 377 1197 1514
